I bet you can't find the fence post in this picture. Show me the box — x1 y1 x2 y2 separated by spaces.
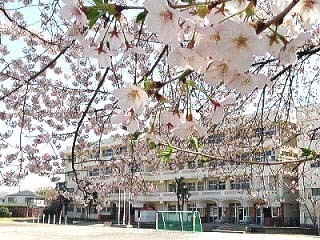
48 215 50 224
42 214 45 224
59 213 62 225
155 212 158 231
37 215 40 224
65 215 67 225
53 214 56 224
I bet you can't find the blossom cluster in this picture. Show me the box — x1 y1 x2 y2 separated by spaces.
59 0 318 139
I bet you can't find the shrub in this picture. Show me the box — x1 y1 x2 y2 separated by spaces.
0 206 12 217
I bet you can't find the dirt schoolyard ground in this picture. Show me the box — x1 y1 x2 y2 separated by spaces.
0 220 319 240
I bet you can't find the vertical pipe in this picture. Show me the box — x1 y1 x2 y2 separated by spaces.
118 189 121 225
128 192 131 226
193 211 195 232
179 212 183 231
156 212 158 231
123 191 126 225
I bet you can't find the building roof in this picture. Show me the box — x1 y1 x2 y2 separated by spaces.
6 190 43 199
0 191 8 198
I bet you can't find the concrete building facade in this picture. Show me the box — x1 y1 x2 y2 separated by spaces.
64 123 300 226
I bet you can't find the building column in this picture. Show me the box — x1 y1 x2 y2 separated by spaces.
117 189 121 225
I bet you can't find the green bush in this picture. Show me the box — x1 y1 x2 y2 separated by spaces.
0 206 12 217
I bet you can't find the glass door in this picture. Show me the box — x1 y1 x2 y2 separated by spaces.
256 207 263 224
238 207 244 222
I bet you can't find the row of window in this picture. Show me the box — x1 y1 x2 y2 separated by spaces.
88 167 112 177
311 161 320 168
312 188 320 196
236 151 276 162
167 180 249 192
89 146 128 159
208 127 276 145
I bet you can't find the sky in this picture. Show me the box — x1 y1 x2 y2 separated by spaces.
0 174 56 194
0 1 66 195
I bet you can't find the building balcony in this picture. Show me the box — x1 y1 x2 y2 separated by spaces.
108 189 259 204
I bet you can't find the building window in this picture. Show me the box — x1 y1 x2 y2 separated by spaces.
188 161 197 169
208 180 218 190
103 149 113 157
266 150 276 161
236 153 249 162
105 167 112 175
120 146 128 154
219 180 226 190
312 188 320 196
67 205 74 212
168 183 176 192
89 169 99 177
311 161 320 168
208 134 225 145
255 150 276 162
7 197 16 203
90 207 97 214
197 181 205 191
77 208 82 213
208 180 225 190
231 179 250 190
272 207 279 218
198 160 205 168
255 127 276 137
168 205 176 211
90 151 99 159
187 183 196 191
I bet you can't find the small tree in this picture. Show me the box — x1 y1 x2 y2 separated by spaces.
0 206 12 218
175 177 190 211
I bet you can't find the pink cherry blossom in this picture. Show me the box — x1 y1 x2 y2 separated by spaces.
168 47 207 74
218 21 268 71
226 73 269 95
60 0 87 27
160 110 185 131
172 120 208 139
279 32 312 65
112 85 149 114
110 110 139 133
144 0 181 44
83 45 112 68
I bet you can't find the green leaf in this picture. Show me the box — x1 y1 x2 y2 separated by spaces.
136 10 148 23
198 6 209 18
131 131 142 141
189 136 199 150
186 79 196 87
86 6 106 28
93 0 103 5
181 0 193 3
312 150 318 160
149 141 157 149
158 144 175 164
144 78 153 91
300 147 312 157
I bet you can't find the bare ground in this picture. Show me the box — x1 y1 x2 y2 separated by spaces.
0 220 319 240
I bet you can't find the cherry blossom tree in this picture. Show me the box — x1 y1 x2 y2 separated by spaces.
0 0 320 206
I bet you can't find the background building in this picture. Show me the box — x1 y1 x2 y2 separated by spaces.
297 106 320 227
64 121 300 227
1 190 45 217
